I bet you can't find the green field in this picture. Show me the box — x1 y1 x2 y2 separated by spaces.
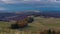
0 17 60 34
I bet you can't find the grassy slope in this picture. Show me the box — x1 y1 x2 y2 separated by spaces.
0 17 60 34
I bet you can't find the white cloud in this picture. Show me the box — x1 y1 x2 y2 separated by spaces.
0 0 59 4
48 0 60 2
0 0 47 4
54 0 60 3
24 0 41 1
1 0 22 4
0 7 7 10
34 11 40 12
47 0 55 2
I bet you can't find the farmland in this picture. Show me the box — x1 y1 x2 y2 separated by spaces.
0 17 60 34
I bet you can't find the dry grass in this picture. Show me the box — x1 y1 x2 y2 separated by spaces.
34 17 60 28
0 20 42 34
0 17 60 34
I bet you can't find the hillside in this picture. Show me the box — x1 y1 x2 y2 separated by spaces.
0 17 60 34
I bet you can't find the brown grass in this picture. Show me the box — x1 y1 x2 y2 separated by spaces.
0 17 60 34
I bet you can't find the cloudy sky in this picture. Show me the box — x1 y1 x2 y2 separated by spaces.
0 0 60 12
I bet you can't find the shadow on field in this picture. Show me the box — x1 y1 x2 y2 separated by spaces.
9 24 32 30
10 24 20 29
9 18 34 29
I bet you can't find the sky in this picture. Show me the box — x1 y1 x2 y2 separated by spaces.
0 0 60 12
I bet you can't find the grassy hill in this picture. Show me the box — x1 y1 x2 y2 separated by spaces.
0 17 60 34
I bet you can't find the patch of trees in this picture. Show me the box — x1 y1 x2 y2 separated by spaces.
10 17 34 29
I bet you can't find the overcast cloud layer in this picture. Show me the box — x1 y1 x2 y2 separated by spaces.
3 0 60 3
0 0 56 4
0 0 60 11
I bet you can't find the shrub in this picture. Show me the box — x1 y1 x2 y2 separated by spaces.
47 29 52 34
52 30 55 34
40 29 52 34
28 17 34 23
11 24 19 29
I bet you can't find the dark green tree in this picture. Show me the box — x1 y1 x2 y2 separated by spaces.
48 29 52 34
52 30 55 34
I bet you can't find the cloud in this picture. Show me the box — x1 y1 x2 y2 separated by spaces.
1 0 22 4
0 7 7 10
48 0 55 2
0 0 59 4
34 11 40 12
48 0 60 2
24 0 41 1
54 0 60 3
0 0 49 4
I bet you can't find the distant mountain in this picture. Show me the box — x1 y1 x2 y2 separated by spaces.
0 10 60 22
0 10 41 21
40 11 60 18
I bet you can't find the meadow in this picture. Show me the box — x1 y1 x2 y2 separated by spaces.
0 17 60 34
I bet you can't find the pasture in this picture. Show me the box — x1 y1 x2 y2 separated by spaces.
0 17 60 34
